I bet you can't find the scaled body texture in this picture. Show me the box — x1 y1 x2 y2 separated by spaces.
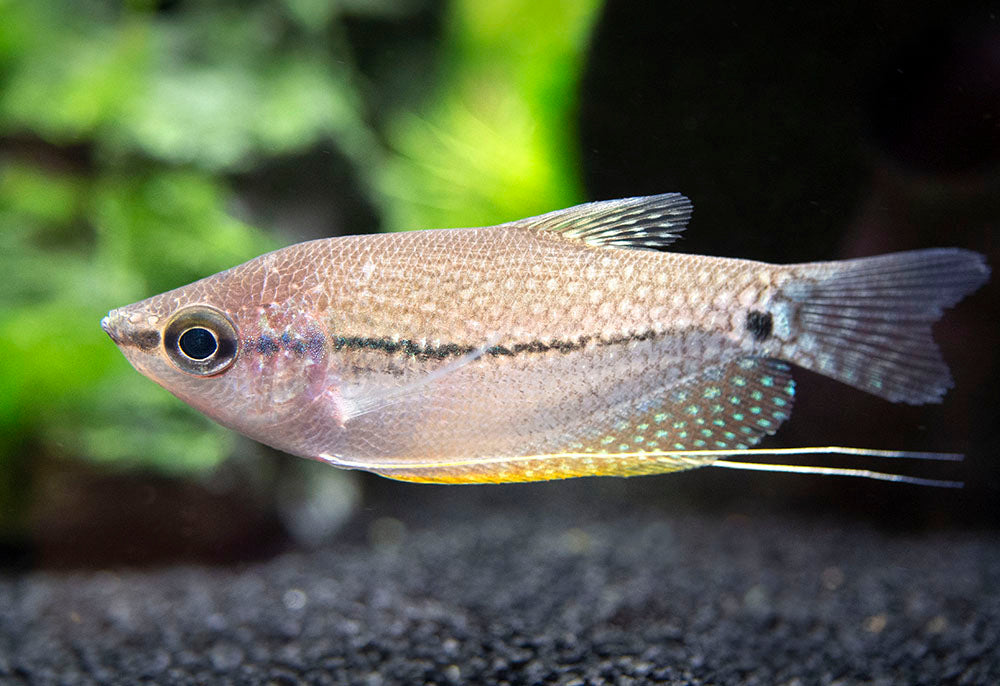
102 195 989 483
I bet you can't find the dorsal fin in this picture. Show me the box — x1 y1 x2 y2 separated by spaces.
513 193 692 250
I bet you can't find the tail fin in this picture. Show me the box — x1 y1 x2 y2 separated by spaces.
782 248 989 404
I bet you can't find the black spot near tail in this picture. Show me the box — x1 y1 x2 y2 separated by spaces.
746 310 773 341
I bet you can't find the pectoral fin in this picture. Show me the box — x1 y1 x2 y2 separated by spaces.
339 337 498 421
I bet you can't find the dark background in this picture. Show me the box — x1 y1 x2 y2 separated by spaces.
575 0 1000 527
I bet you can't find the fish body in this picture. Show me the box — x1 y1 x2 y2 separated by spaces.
102 195 989 483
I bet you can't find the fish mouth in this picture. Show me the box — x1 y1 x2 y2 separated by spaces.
101 311 122 344
101 309 162 351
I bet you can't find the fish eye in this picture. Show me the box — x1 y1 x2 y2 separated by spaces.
163 305 239 376
178 327 218 360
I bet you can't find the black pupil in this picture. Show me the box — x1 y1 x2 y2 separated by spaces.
179 327 218 360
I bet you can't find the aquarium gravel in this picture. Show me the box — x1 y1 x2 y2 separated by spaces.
3 483 999 685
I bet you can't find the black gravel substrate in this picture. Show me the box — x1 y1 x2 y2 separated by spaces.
2 477 999 685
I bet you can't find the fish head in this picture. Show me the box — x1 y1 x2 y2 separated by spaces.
101 258 345 458
101 297 244 411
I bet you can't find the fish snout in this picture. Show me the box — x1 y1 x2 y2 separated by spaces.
101 310 123 344
101 308 163 351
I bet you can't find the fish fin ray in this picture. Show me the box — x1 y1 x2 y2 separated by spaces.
363 357 796 483
784 248 988 404
571 356 796 455
514 193 692 250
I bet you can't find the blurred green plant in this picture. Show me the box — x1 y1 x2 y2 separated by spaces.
0 0 601 531
379 0 601 230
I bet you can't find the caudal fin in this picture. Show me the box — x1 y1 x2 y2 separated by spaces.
783 248 989 404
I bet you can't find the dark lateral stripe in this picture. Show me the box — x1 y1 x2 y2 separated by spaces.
251 332 325 357
329 330 659 361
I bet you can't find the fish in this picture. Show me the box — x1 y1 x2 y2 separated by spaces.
101 194 989 486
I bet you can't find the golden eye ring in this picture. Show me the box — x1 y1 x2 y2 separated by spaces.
163 305 239 376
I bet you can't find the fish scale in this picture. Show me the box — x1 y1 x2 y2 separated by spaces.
101 194 988 485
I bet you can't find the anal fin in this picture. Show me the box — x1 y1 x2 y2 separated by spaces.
371 357 796 483
576 357 796 457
